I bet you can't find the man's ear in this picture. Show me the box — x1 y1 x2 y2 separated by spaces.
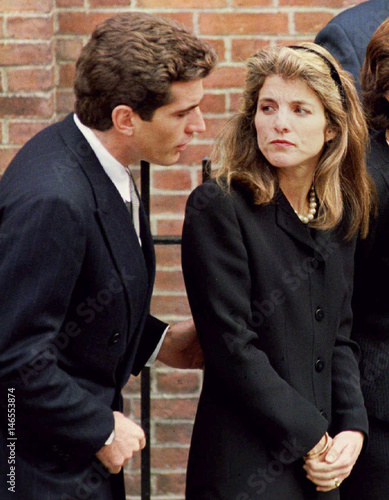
111 105 136 136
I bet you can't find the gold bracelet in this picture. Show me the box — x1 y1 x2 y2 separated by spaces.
304 432 330 460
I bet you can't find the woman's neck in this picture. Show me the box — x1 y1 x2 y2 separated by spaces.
279 172 315 214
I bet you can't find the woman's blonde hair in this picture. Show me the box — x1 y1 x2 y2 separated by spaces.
215 43 373 239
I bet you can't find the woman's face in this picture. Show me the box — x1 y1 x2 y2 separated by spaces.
254 75 336 176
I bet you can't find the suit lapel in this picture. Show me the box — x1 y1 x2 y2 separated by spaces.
58 114 154 335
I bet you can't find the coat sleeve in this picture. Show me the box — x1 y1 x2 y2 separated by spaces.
330 265 369 437
0 194 114 465
181 182 328 458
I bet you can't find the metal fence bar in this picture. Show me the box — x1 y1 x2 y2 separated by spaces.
139 158 211 499
140 160 151 500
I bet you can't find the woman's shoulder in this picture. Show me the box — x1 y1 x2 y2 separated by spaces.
186 178 255 213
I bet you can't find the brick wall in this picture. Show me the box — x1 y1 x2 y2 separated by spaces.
0 0 364 498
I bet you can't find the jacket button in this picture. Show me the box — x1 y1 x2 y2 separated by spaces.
315 307 324 322
109 332 121 345
315 358 325 372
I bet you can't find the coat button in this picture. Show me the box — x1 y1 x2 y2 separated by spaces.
315 358 325 372
315 307 324 322
109 332 121 345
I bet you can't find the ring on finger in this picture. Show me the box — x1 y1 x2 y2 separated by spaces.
334 478 341 488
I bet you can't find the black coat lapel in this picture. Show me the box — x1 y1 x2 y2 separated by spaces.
275 190 332 260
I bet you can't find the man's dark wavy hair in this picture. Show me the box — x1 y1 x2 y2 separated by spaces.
74 12 217 130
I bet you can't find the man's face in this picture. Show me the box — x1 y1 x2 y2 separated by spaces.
131 79 206 166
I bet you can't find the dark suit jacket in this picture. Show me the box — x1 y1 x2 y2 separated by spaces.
0 113 166 499
352 130 389 422
182 181 368 499
315 0 389 91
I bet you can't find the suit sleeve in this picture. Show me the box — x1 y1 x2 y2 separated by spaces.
131 314 168 375
182 183 328 458
0 194 114 465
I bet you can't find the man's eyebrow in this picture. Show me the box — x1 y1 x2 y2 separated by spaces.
173 102 201 114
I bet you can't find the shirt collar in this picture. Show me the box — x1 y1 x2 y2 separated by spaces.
73 113 131 201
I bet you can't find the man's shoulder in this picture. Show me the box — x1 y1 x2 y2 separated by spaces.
326 0 388 29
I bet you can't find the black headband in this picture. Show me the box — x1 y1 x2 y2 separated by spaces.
288 45 348 110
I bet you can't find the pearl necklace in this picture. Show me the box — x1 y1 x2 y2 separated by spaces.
294 185 317 224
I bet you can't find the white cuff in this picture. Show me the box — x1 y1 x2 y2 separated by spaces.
145 325 169 367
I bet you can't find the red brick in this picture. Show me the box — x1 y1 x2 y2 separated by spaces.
0 95 54 119
138 0 227 6
281 0 345 5
122 374 141 395
204 66 247 89
230 92 243 112
201 93 226 114
90 0 131 6
294 12 334 34
154 270 186 293
8 122 50 145
0 0 53 12
151 294 191 318
56 0 83 6
150 194 188 214
155 472 186 495
58 63 76 88
0 43 52 65
55 39 83 62
123 470 141 496
179 143 214 165
7 68 54 92
199 13 288 35
7 16 54 39
0 17 4 38
58 12 113 35
151 446 189 469
156 218 184 237
150 397 198 419
203 117 227 140
232 38 271 62
0 148 20 172
204 38 226 62
145 12 194 30
153 169 192 191
155 422 193 444
55 89 75 114
155 245 182 267
233 0 272 4
156 372 201 395
150 295 191 317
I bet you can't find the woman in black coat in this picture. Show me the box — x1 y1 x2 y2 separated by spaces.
341 19 389 500
182 43 374 499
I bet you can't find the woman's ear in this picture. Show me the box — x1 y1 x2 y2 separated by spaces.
111 105 136 136
325 126 337 143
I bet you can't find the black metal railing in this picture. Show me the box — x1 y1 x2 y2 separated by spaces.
139 157 211 499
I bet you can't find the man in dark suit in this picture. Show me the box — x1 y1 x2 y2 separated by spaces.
315 0 389 92
0 12 216 500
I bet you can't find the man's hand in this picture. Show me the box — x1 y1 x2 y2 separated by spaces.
96 411 146 474
157 318 204 369
303 430 364 491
